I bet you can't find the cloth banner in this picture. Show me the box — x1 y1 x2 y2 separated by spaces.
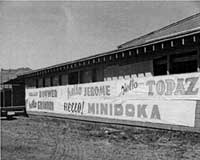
26 72 200 127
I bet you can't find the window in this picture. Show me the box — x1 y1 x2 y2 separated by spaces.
153 51 198 76
50 77 53 86
35 79 39 88
170 51 197 74
80 70 92 84
58 75 62 85
38 78 43 88
153 56 167 76
61 74 68 85
68 72 78 84
92 69 97 82
42 78 45 87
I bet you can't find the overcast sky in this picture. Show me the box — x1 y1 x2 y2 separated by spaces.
0 1 200 70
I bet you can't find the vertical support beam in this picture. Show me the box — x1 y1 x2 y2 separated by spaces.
1 68 3 107
58 75 62 85
42 77 45 87
136 49 139 55
100 65 105 81
11 85 13 107
167 55 170 75
3 87 5 107
197 46 200 72
36 78 38 88
78 71 81 84
1 68 5 107
152 45 155 51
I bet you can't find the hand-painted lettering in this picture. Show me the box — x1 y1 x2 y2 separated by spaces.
185 77 199 95
146 76 199 96
174 78 185 95
87 103 161 120
137 104 147 118
84 85 111 96
146 80 155 96
150 105 161 119
64 101 84 114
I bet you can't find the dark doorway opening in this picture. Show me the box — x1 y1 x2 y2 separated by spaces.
153 56 167 76
68 72 78 84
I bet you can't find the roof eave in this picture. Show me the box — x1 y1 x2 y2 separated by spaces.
20 29 200 78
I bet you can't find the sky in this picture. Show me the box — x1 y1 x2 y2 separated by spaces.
0 1 200 70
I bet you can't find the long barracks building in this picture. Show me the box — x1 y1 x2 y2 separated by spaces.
5 13 200 132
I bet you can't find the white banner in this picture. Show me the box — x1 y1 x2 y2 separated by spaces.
26 72 200 127
118 72 200 100
26 96 196 127
84 99 196 127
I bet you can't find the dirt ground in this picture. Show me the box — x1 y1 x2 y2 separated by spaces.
1 115 200 160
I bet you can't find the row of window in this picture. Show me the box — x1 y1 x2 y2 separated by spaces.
31 68 103 88
27 51 199 88
153 51 198 76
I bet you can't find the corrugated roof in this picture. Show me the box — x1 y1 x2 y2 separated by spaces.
118 13 200 49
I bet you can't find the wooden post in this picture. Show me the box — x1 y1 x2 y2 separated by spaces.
167 55 170 75
11 85 13 107
197 46 200 72
1 68 5 107
78 71 80 84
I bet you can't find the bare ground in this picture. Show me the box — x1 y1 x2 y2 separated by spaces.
1 115 200 160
